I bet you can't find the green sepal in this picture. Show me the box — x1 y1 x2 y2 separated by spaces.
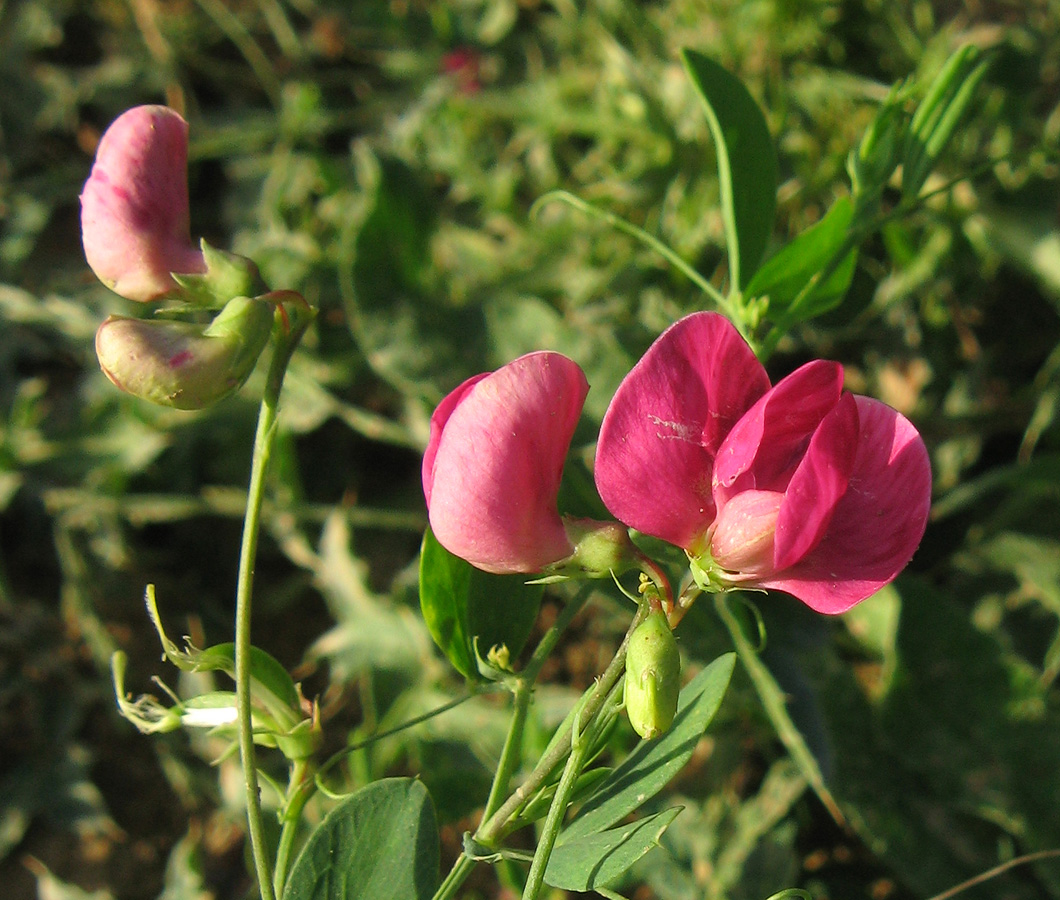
146 585 303 730
172 239 270 307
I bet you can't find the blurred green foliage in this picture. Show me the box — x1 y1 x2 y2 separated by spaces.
2 0 1060 898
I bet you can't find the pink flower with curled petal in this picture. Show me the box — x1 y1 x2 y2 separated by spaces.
594 311 931 614
81 105 206 302
423 352 590 574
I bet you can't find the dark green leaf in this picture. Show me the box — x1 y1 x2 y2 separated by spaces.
545 807 682 890
281 778 439 900
419 528 542 679
681 50 778 289
560 653 735 842
746 196 857 324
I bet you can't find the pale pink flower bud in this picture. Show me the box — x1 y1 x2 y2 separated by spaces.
422 352 589 574
80 106 206 301
95 296 273 409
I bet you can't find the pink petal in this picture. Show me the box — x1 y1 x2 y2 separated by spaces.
421 372 488 507
756 396 931 613
712 359 844 507
423 352 588 574
772 392 860 570
81 106 205 301
594 312 769 550
709 489 784 576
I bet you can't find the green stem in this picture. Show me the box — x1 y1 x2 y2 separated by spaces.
483 588 590 822
714 592 846 827
432 855 478 900
273 760 313 898
531 191 738 324
520 715 593 899
235 306 314 900
432 589 592 900
475 601 651 846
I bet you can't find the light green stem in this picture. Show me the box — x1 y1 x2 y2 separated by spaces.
520 715 593 899
531 191 740 326
483 589 589 822
714 592 846 827
475 601 649 847
431 589 591 900
235 306 314 900
432 604 653 900
273 760 313 898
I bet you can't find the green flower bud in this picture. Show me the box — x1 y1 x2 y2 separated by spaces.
543 518 638 581
624 608 681 740
96 295 274 409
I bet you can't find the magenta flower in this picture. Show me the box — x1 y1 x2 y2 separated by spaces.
595 312 931 614
81 105 206 302
423 352 589 574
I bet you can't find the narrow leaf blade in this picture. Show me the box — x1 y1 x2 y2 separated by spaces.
560 653 735 842
745 196 856 321
681 49 777 289
545 807 682 890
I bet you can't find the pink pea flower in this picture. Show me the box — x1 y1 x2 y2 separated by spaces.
594 312 931 614
423 352 589 574
80 105 206 302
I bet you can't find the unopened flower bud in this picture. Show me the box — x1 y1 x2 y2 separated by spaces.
81 105 206 301
624 608 681 740
96 295 274 408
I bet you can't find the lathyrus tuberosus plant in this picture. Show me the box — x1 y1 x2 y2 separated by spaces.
88 41 993 900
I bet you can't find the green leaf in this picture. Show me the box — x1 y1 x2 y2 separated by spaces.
681 49 778 289
281 778 439 900
560 653 735 842
545 807 682 890
419 528 542 680
745 196 857 324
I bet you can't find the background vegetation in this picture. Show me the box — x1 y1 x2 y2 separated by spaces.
2 0 1059 898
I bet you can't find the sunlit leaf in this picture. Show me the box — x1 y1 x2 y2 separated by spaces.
560 653 735 842
282 778 439 900
545 807 682 890
681 50 777 289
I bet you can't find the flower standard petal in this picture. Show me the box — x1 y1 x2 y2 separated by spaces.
595 312 769 550
81 105 206 301
421 372 488 508
712 359 845 507
756 396 931 613
423 352 589 574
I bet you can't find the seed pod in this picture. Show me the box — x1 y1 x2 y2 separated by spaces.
96 295 274 409
624 608 680 739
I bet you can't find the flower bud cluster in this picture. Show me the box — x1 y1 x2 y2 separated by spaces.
81 106 280 409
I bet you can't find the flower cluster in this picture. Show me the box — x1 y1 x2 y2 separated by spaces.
81 106 277 409
423 312 931 614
